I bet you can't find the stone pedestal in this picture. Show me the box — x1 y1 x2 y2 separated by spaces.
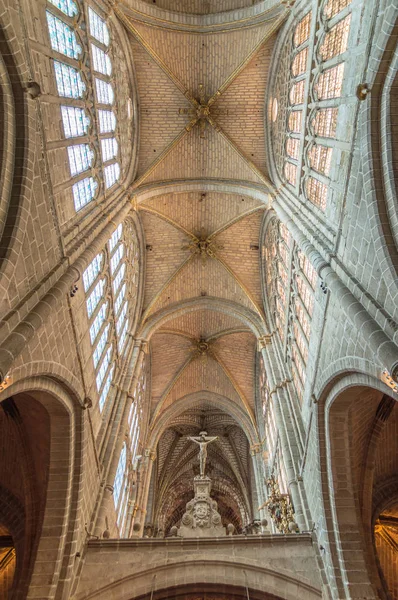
177 476 226 538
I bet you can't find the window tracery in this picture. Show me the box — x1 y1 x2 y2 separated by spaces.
264 218 317 404
45 1 122 213
283 12 312 189
114 362 146 533
82 220 139 413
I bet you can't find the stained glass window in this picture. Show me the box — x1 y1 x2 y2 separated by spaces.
109 224 123 252
288 110 302 133
83 254 103 292
86 279 106 317
98 110 116 133
118 319 129 353
54 61 86 98
116 302 128 335
289 80 305 105
73 177 98 211
96 345 112 391
93 324 110 367
307 144 333 176
284 162 297 186
48 0 78 17
91 44 112 76
298 250 317 289
101 138 118 162
90 302 108 344
88 7 110 47
113 263 126 294
312 108 338 138
293 12 312 48
315 64 345 100
286 138 300 160
324 0 351 19
305 177 328 211
292 48 308 77
67 144 95 176
46 12 82 58
104 163 120 189
99 364 114 411
320 15 351 60
95 78 114 105
114 283 126 315
113 445 126 508
110 244 124 274
61 106 90 138
297 276 314 316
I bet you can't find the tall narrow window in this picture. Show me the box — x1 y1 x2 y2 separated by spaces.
68 144 94 176
98 110 116 133
324 0 351 19
312 108 338 138
289 80 305 105
316 64 345 100
292 48 308 77
54 61 86 98
73 177 98 211
48 0 78 17
114 445 127 512
307 144 333 176
288 111 302 133
104 163 120 189
305 177 328 211
95 79 114 105
88 7 110 46
91 44 112 76
320 15 351 60
284 162 297 186
101 138 118 162
46 12 82 58
293 12 311 47
61 106 90 138
286 138 300 160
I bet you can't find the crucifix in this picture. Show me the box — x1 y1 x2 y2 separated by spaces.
187 431 218 477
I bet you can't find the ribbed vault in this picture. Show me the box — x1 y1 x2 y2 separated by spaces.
123 0 284 533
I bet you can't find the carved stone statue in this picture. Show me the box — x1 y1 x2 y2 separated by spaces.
187 431 218 477
177 477 226 538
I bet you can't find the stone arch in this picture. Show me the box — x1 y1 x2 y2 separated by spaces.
361 6 398 289
148 391 258 449
139 297 267 340
0 16 35 306
316 371 398 599
0 375 84 600
134 180 271 206
119 2 286 34
75 556 322 600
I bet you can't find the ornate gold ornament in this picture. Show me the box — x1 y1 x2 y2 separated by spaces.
264 476 298 534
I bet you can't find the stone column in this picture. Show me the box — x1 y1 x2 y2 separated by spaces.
94 340 147 537
131 448 156 537
259 339 308 532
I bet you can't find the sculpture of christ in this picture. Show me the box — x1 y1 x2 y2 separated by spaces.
187 431 218 477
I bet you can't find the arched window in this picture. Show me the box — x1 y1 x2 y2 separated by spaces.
293 11 311 48
305 177 328 211
315 64 345 100
324 0 351 19
289 250 317 401
283 12 312 190
82 220 139 412
319 15 351 61
291 48 308 77
263 217 317 405
114 444 127 516
45 1 121 214
311 108 338 138
264 219 291 341
259 356 277 457
284 162 297 186
307 144 332 176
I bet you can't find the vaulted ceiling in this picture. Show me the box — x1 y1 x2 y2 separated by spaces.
121 1 287 527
